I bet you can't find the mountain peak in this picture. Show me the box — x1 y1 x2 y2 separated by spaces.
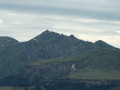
69 34 75 38
94 40 119 50
0 36 18 43
95 40 109 46
95 40 104 43
69 34 79 40
0 36 19 49
42 30 52 34
31 30 60 41
40 30 60 36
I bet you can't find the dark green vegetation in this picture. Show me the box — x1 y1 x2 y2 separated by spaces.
0 30 120 90
0 37 18 49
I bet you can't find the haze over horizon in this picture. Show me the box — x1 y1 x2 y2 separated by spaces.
0 0 120 48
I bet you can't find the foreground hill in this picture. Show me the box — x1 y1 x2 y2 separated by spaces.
0 30 120 90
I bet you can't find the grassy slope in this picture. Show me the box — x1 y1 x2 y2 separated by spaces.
0 84 120 90
31 48 120 80
0 86 23 90
67 48 120 80
0 86 35 90
0 48 120 89
69 69 120 80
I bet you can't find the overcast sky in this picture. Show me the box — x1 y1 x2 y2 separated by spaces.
0 0 120 48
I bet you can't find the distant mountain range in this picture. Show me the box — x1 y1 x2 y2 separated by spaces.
0 30 120 90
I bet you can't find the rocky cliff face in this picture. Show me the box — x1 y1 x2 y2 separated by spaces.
21 58 91 78
0 62 73 86
22 63 71 77
8 57 92 86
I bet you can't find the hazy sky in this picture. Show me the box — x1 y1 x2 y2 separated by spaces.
0 0 120 48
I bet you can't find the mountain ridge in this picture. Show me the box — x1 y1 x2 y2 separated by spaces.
0 30 120 90
0 30 119 49
0 30 119 78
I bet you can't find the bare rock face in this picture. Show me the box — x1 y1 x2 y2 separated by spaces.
21 63 72 76
16 58 91 83
71 64 76 71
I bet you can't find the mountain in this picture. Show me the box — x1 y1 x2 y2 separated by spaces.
29 30 95 58
0 30 120 90
1 48 120 84
0 48 120 90
94 40 119 51
0 30 95 78
0 36 18 49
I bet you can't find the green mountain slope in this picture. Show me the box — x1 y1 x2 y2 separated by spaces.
0 30 119 79
0 30 95 78
0 30 120 90
94 40 119 51
1 48 120 86
0 37 18 49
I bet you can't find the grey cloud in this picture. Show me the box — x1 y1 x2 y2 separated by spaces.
0 1 120 21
